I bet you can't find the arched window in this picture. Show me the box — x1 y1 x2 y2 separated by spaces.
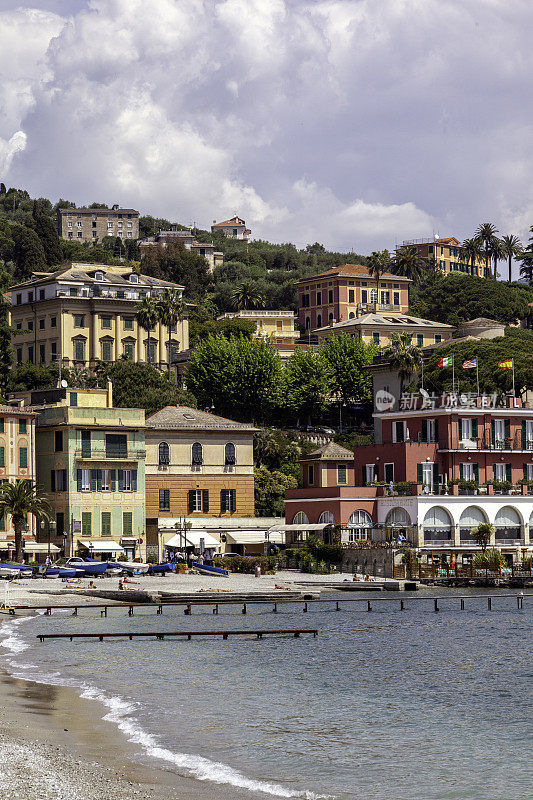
459 506 487 542
224 442 236 465
129 273 139 283
94 271 104 281
158 442 170 465
370 288 378 303
349 312 355 319
318 511 335 525
495 506 521 541
423 506 452 542
328 312 334 323
385 507 411 527
292 511 309 526
192 442 203 465
317 314 322 328
347 510 372 541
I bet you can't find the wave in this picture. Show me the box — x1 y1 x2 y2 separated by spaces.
0 615 332 800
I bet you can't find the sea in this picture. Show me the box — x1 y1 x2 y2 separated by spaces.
1 588 532 800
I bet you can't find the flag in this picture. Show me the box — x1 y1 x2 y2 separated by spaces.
438 356 453 367
498 360 513 370
462 358 477 369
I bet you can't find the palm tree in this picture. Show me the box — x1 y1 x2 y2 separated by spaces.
367 250 391 308
500 234 523 283
156 288 185 380
392 246 426 282
231 283 264 311
0 480 51 563
383 332 423 395
461 237 485 276
474 222 500 279
490 237 505 281
136 296 159 365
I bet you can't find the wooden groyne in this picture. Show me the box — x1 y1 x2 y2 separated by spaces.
37 628 318 643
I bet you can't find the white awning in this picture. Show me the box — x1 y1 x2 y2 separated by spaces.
24 543 60 553
268 523 330 532
226 531 285 545
165 531 220 550
77 539 125 553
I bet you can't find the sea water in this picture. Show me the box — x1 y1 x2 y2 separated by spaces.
1 589 532 800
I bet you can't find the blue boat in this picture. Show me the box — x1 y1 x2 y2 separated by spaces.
40 567 79 579
192 562 229 577
0 562 33 573
148 562 175 574
65 558 108 576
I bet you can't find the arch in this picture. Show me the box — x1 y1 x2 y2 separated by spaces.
347 510 372 542
191 442 203 465
224 442 236 465
318 511 335 525
423 505 452 543
385 507 411 526
317 314 322 329
158 441 170 465
495 506 521 526
349 312 355 319
459 506 487 527
292 511 309 526
328 312 334 323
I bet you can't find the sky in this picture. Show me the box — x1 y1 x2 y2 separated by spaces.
0 0 532 272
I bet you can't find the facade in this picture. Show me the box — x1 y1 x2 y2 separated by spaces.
401 237 490 277
211 216 251 240
297 265 411 332
18 385 146 561
0 405 38 554
58 206 139 243
217 310 299 358
138 228 224 272
5 264 189 370
314 312 453 349
144 406 256 559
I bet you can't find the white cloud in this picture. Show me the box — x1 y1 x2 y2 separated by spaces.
1 0 533 254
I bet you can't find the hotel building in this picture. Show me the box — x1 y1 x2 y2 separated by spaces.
57 205 139 244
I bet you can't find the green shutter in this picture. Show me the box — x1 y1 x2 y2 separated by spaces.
434 419 439 441
70 392 78 407
473 464 479 483
471 419 478 438
433 463 439 488
0 510 4 531
504 419 511 440
0 447 4 467
19 419 27 434
524 464 528 480
123 512 132 536
491 420 495 446
506 464 512 482
459 463 464 480
82 512 91 537
19 447 27 468
417 463 423 483
421 419 427 442
493 464 497 480
0 418 4 433
101 512 111 537
522 421 526 448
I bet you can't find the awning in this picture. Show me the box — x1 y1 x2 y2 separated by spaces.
120 537 138 544
226 531 285 545
23 543 60 553
268 523 330 532
165 531 220 550
77 539 125 553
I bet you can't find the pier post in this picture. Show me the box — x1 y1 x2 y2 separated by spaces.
157 605 162 615
273 603 277 613
367 601 372 612
461 599 465 610
336 601 340 612
303 602 308 613
400 600 405 611
488 597 492 611
184 604 191 615
128 606 134 616
242 603 247 615
434 598 439 612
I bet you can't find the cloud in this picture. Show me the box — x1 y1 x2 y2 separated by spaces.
1 0 533 257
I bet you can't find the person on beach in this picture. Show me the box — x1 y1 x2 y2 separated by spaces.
197 552 204 565
88 580 96 589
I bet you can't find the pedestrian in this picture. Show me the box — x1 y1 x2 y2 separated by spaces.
197 552 204 565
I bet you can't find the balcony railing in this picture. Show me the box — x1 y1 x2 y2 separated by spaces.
75 448 146 460
448 435 533 452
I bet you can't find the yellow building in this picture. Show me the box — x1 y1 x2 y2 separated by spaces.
0 405 38 554
217 310 299 359
6 264 189 371
314 312 454 349
401 237 490 277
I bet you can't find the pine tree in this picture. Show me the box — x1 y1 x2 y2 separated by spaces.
33 215 62 266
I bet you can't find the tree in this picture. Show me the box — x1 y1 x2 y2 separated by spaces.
10 224 47 278
33 215 62 267
382 332 423 394
367 250 392 304
320 334 375 405
518 226 533 284
474 222 499 279
185 336 282 423
280 347 333 425
96 361 195 416
135 296 159 365
392 245 426 282
8 363 59 392
156 287 185 380
0 297 12 396
500 235 523 283
0 480 51 563
461 237 486 276
254 466 297 516
141 242 210 301
471 522 494 552
231 282 264 310
189 317 255 347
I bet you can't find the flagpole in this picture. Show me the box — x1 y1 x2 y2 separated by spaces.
512 358 515 397
452 355 455 393
476 357 479 397
421 357 424 390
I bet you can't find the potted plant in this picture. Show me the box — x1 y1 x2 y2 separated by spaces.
493 479 512 494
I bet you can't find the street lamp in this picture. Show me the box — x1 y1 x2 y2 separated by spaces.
48 520 56 560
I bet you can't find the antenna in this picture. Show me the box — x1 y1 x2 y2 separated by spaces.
419 387 429 399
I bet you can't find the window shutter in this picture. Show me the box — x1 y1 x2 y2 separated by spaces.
0 447 4 467
362 466 366 486
493 464 497 480
433 463 439 486
132 470 137 491
91 469 98 492
77 469 82 492
110 470 116 491
459 419 464 439
471 418 478 438
491 420 495 445
220 491 227 513
202 489 209 512
118 469 124 491
421 419 427 442
434 419 439 441
524 464 528 480
61 469 67 490
188 490 194 512
504 419 511 440
473 464 479 483
96 469 102 492
522 421 526 448
51 470 56 492
417 463 423 483
459 463 464 480
506 464 512 482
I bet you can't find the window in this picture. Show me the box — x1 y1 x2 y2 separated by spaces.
69 288 78 297
82 512 91 537
129 275 138 284
220 489 236 513
108 222 113 229
0 446 4 467
224 442 236 465
101 315 112 329
347 510 372 541
16 294 22 305
393 292 400 306
118 469 135 491
27 320 33 332
123 317 134 330
370 289 378 303
384 462 394 483
118 222 123 228
159 489 170 511
39 318 45 330
348 289 355 303
0 418 3 433
55 430 63 452
79 468 91 491
365 464 376 484
127 221 132 227
28 292 33 303
380 291 390 305
74 340 85 361
28 345 34 364
317 314 322 328
308 465 314 485
16 322 22 330
493 463 511 483
393 420 405 443
16 348 22 364
39 344 45 363
123 342 134 360
70 392 78 407
328 289 334 303
337 464 347 484
460 463 474 481
316 291 322 305
292 511 309 526
434 335 442 343
145 342 156 363
77 232 83 238
81 430 91 457
123 512 132 536
416 334 424 347
74 314 84 327
101 469 111 491
101 512 111 537
106 434 127 458
101 341 112 361
192 442 203 465
158 442 170 465
19 419 27 434
68 221 72 228
188 489 209 512
51 316 57 328
51 343 57 361
372 332 380 344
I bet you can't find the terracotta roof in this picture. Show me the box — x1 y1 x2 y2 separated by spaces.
460 318 503 326
303 441 354 460
0 405 37 416
212 217 246 228
297 264 410 284
145 406 257 431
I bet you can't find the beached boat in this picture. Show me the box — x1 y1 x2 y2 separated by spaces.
64 558 108 576
113 561 150 575
37 566 79 579
0 562 33 574
147 562 175 574
192 562 229 577
0 566 19 579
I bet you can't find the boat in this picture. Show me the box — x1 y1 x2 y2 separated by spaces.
113 561 150 575
147 562 175 574
0 562 33 574
0 566 19 579
192 562 229 577
64 558 108 576
37 566 79 579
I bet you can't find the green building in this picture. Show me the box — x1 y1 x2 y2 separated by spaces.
13 384 146 561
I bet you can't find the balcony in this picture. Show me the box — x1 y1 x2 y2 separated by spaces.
446 435 533 452
75 448 146 461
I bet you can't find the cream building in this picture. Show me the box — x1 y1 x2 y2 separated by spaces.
314 312 453 349
217 310 299 358
6 264 189 371
58 205 139 243
211 216 251 240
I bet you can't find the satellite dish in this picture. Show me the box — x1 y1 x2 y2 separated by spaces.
61 379 68 388
420 388 429 399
